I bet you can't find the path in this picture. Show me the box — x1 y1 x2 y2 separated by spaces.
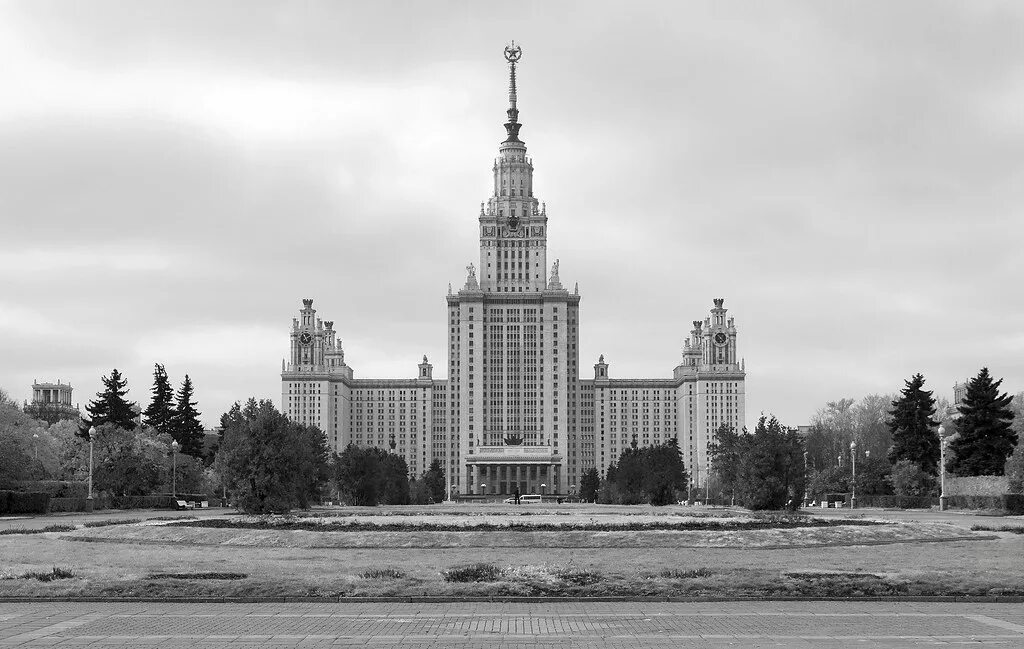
3 601 1024 647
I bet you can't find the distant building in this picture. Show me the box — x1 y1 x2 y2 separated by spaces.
791 425 814 438
953 380 968 408
24 380 80 425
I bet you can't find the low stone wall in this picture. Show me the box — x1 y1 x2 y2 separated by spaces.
945 475 1009 496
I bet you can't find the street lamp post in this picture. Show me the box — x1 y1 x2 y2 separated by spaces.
705 458 711 506
540 483 547 499
87 426 96 512
32 433 39 462
171 440 179 499
850 440 857 509
938 425 948 511
802 451 808 508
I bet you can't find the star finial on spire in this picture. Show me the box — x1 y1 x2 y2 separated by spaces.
502 41 524 144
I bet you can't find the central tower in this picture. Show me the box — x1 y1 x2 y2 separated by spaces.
478 41 548 294
448 43 581 496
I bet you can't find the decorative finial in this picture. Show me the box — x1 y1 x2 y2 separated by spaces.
502 41 524 144
599 354 604 364
423 354 428 364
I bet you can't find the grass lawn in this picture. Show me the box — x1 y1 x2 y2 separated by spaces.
1 505 1020 599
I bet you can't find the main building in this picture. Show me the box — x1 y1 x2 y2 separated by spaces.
281 45 746 497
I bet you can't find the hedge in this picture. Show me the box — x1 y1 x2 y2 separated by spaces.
49 497 108 512
11 481 89 499
0 491 51 514
107 494 209 509
946 494 1024 513
856 495 937 509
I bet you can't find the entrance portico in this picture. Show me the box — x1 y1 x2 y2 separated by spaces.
466 446 563 495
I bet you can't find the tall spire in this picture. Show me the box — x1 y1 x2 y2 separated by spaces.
503 41 523 144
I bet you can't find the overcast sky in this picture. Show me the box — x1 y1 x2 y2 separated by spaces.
2 1 1022 428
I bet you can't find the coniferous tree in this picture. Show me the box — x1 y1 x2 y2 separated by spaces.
216 399 329 513
733 415 806 510
948 368 1017 476
142 363 176 437
80 369 138 438
170 375 205 457
886 373 940 474
578 467 600 502
422 458 447 503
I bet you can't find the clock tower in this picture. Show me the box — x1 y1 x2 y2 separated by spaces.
704 297 738 366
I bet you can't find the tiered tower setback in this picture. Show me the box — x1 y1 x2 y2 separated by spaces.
281 44 746 497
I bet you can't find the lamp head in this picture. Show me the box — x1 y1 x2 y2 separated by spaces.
171 440 179 451
88 425 96 440
850 440 857 450
938 425 945 436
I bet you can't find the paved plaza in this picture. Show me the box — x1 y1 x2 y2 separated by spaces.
2 601 1024 647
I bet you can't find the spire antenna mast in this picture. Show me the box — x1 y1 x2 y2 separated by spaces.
502 41 524 143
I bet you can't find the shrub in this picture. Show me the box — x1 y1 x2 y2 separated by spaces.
360 568 405 579
660 567 713 579
971 524 1024 534
1005 493 1024 514
442 563 502 582
83 518 140 528
554 568 602 586
147 572 247 580
42 524 75 533
888 460 937 497
0 524 75 535
20 567 75 582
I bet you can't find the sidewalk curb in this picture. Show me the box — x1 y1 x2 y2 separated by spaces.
2 595 1023 604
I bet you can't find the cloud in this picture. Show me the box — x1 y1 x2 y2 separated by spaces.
2 1 1023 428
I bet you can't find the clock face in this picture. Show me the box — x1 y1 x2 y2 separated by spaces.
298 331 313 346
714 332 728 346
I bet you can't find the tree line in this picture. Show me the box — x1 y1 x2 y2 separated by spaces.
803 368 1019 501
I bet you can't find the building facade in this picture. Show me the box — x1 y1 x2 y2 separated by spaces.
281 45 746 496
24 380 80 425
